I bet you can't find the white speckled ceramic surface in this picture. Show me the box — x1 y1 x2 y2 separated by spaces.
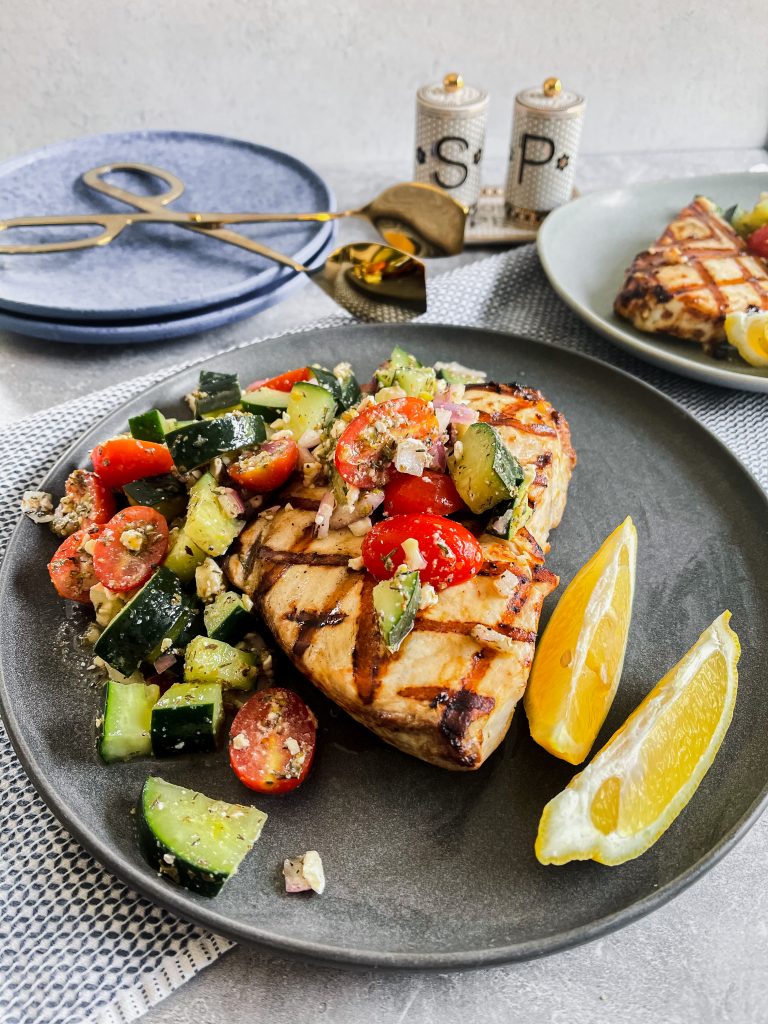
0 130 335 321
2 324 768 969
538 172 768 392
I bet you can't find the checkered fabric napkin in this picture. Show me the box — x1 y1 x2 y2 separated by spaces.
1 246 765 1024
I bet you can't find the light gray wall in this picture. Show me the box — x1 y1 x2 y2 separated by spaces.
2 0 766 171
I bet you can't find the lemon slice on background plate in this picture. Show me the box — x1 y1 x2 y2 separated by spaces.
724 310 768 367
524 516 637 765
535 611 740 867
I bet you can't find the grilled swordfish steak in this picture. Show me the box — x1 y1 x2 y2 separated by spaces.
615 195 768 348
226 383 575 770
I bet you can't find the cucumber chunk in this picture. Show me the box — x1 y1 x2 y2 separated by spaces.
123 473 188 521
190 371 241 417
434 361 486 385
184 636 259 690
448 422 524 514
309 365 343 404
204 591 253 643
185 473 244 557
150 682 223 756
94 568 185 676
486 465 536 539
374 345 421 388
166 412 265 472
286 381 337 441
129 409 168 443
373 570 421 653
393 365 437 398
99 680 160 763
138 776 267 896
240 387 290 422
147 593 202 661
163 524 207 583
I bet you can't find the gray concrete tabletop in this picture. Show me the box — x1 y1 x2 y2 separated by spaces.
2 148 767 1023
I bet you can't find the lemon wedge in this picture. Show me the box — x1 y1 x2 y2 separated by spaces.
724 310 768 367
524 517 637 765
535 612 740 867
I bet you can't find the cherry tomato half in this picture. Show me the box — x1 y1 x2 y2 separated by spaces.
53 469 116 535
229 688 317 794
91 438 173 489
334 397 439 489
228 438 299 493
362 512 483 588
747 224 768 261
92 506 169 591
383 470 466 518
47 524 103 602
245 367 311 393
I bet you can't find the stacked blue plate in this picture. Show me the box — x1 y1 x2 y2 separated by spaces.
0 131 337 344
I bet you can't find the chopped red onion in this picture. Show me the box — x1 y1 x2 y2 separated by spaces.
426 440 447 472
314 490 335 539
216 487 246 518
432 397 479 424
297 428 323 450
394 438 429 477
330 489 384 529
153 652 177 674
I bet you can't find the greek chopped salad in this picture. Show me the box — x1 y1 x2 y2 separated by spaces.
25 346 546 897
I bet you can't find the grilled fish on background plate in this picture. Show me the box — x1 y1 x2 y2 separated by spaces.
226 383 576 770
615 195 768 349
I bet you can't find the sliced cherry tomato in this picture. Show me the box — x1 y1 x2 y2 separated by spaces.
384 470 466 517
229 688 317 794
362 512 483 587
747 224 768 260
91 438 173 489
52 469 116 536
228 438 299 493
47 524 103 602
334 397 439 489
92 506 169 591
245 367 311 393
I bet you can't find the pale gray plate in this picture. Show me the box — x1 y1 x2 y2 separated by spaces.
1 324 768 968
538 171 768 392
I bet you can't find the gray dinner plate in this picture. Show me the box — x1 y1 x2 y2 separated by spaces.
1 324 767 968
538 171 768 392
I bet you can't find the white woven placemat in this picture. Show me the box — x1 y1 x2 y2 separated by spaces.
1 246 766 1024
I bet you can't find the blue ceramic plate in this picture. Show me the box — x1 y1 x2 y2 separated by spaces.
0 130 334 321
0 224 337 344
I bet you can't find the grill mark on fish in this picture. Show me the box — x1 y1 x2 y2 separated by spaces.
532 565 558 587
258 547 351 567
397 684 446 702
352 576 383 704
433 651 497 765
414 619 536 643
287 605 348 659
467 381 543 404
478 410 559 437
280 495 322 512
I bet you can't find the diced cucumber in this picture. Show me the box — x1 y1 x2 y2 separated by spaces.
240 387 290 422
286 381 336 441
147 593 202 662
309 364 362 410
98 679 160 763
129 409 168 443
94 568 185 676
123 473 188 521
434 361 486 385
448 422 524 514
204 591 252 643
138 776 267 896
185 473 244 557
486 465 536 539
393 365 437 398
150 682 223 756
184 636 259 690
163 524 207 583
166 412 266 472
373 570 421 653
309 365 343 404
374 345 421 388
190 371 241 417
